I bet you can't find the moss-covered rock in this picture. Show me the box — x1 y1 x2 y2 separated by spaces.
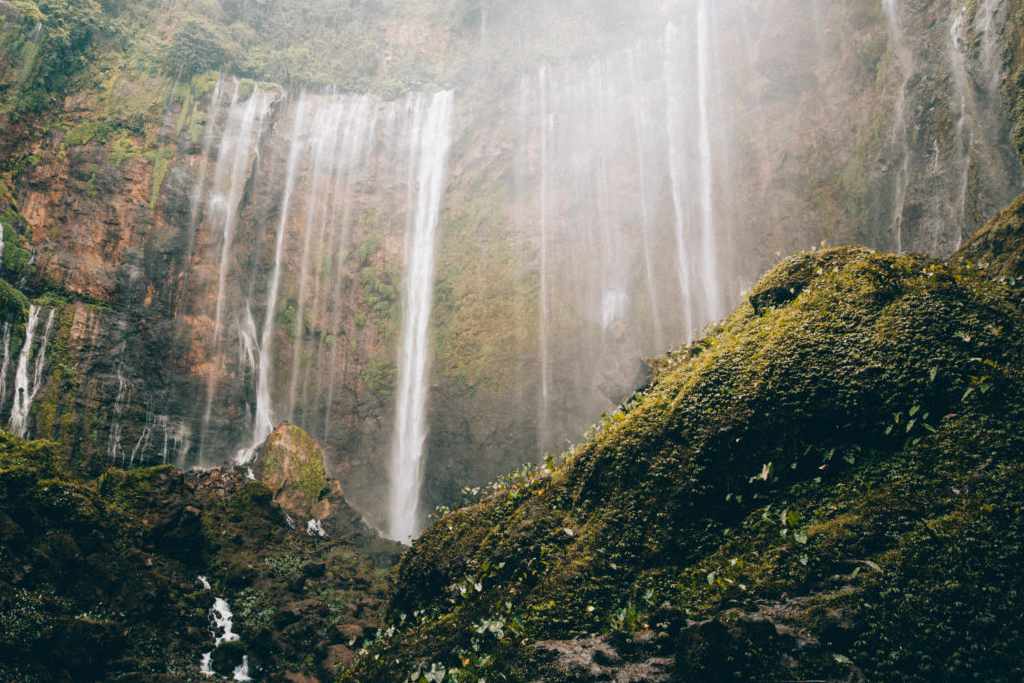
341 243 1024 682
0 428 400 681
253 423 329 523
956 190 1024 287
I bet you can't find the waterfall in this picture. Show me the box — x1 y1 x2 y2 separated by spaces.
199 83 275 460
287 98 346 421
664 23 696 342
537 65 552 455
236 95 310 465
628 49 665 351
303 95 377 438
0 323 10 408
0 222 5 270
948 6 974 251
107 363 131 462
696 0 724 322
883 0 911 253
388 91 454 543
186 75 225 272
9 305 56 438
512 24 739 455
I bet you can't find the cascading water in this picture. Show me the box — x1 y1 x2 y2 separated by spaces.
185 75 225 278
107 364 131 462
883 0 912 253
948 6 974 251
695 0 724 322
520 23 733 455
198 82 275 461
0 322 10 408
388 91 454 543
236 95 310 465
663 23 696 342
627 49 665 351
537 65 552 455
8 305 55 438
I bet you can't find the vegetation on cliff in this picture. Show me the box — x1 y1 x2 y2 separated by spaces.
341 242 1024 682
0 427 399 682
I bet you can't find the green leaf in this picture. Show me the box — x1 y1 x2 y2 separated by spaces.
794 530 808 545
909 405 920 417
929 367 938 383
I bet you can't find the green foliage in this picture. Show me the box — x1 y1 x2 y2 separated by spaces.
263 551 304 580
1 0 111 115
235 588 275 634
0 278 29 321
164 21 229 77
360 263 399 323
341 246 1024 682
361 357 397 401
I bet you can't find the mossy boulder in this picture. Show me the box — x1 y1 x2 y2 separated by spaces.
956 190 1024 289
341 244 1024 682
253 423 330 523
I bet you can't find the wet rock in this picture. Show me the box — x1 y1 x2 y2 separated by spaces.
211 640 247 676
533 636 672 682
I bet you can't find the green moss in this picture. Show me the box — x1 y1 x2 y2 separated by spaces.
147 145 174 210
361 358 397 402
341 245 1024 682
254 424 328 519
0 278 29 321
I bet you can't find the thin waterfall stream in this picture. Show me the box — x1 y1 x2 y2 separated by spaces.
388 91 454 543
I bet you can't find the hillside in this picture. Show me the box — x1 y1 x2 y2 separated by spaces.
342 234 1024 682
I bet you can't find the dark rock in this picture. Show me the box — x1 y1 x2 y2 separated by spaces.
211 640 247 676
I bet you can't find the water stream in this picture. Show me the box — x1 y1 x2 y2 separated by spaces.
8 305 55 438
388 91 454 543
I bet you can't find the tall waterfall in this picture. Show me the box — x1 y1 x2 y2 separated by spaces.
236 95 310 464
0 322 11 407
388 92 454 543
182 82 455 528
883 0 911 253
9 305 56 438
664 22 695 342
521 20 732 454
198 82 276 461
695 0 724 322
537 65 552 456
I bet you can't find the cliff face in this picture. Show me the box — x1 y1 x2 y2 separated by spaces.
0 0 1021 531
